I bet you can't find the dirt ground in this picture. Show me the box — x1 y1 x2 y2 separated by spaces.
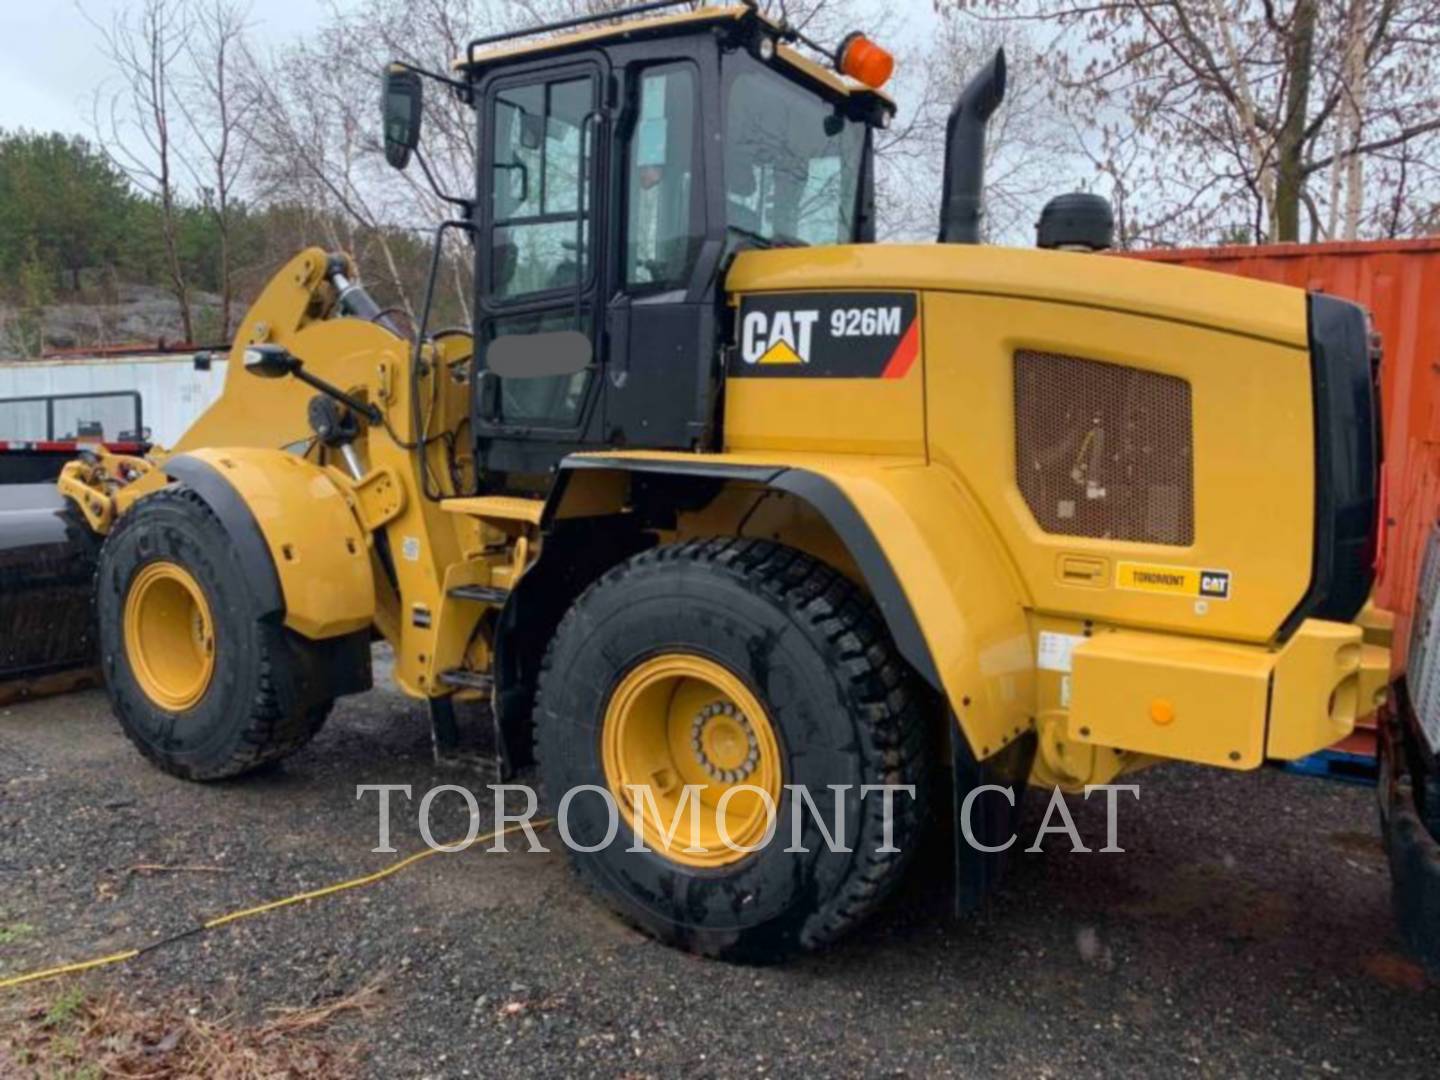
2 661 1436 1078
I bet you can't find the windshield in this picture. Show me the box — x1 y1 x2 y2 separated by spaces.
723 57 866 247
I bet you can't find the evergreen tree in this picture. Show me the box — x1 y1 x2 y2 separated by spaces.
0 130 134 291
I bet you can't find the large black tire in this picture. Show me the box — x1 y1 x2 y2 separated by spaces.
97 486 332 781
534 539 930 962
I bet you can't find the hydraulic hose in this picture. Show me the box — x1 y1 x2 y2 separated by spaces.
320 251 454 502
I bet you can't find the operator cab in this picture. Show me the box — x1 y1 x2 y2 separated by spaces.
384 2 895 492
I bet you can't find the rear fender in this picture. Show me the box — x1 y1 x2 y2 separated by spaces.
549 455 1036 760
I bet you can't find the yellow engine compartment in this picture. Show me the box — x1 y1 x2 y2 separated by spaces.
717 243 1378 786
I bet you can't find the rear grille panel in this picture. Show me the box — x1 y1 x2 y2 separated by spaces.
1014 350 1194 546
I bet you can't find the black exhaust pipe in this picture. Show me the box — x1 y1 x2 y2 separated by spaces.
938 48 1007 245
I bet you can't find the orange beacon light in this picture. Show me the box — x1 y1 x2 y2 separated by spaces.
834 32 895 89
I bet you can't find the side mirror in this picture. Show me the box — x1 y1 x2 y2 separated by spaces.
381 65 423 170
243 344 301 379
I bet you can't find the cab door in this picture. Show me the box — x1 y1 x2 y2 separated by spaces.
603 58 721 451
473 56 609 480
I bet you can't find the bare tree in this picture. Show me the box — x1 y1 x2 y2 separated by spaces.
874 11 1076 243
177 0 256 340
88 0 197 340
236 0 1064 310
244 50 418 315
238 0 520 320
960 0 1440 245
239 1 850 315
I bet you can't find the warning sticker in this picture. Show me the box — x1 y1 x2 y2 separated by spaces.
730 292 919 379
1116 561 1231 600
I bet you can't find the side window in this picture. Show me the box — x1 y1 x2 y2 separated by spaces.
624 65 701 290
491 76 594 300
723 63 864 247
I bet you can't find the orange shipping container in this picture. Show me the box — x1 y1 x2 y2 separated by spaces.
1129 239 1440 674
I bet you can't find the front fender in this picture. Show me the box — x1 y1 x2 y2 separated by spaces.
167 448 374 640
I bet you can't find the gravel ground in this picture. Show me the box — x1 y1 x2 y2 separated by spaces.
1 659 1436 1078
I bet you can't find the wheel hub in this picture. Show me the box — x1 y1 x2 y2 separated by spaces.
601 653 783 868
690 701 760 783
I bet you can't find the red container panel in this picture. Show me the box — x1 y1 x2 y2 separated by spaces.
1129 239 1440 673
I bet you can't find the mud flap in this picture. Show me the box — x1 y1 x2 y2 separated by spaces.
278 624 373 715
1378 692 1440 979
953 721 1036 913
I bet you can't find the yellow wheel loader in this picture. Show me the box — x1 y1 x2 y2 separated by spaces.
47 1 1386 961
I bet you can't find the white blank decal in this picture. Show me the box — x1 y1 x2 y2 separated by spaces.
1037 631 1086 673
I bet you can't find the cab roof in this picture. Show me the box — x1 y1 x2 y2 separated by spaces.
454 4 894 110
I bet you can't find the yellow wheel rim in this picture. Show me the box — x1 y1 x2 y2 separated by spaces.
123 561 216 711
602 654 782 868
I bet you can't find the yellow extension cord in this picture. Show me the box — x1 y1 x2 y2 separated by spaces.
0 819 554 992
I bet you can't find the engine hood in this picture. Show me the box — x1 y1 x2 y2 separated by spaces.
727 244 1309 349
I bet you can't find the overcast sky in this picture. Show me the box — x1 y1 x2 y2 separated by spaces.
2 1 944 138
0 0 328 137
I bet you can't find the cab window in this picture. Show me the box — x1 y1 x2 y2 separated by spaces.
624 64 702 290
723 56 865 247
484 72 597 428
491 76 594 300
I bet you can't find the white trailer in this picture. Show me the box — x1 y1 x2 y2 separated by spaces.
0 353 229 446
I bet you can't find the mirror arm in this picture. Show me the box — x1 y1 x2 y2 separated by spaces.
291 364 384 425
412 147 474 217
388 59 471 99
410 217 476 500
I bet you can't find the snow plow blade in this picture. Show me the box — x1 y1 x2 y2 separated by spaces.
0 483 103 704
0 391 151 703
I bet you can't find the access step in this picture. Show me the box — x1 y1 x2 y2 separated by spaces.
448 584 510 604
440 495 544 526
437 668 495 692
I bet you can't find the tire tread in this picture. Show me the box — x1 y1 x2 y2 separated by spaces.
534 537 929 956
101 486 331 781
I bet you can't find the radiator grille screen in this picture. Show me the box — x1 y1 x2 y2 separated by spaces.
1014 351 1194 546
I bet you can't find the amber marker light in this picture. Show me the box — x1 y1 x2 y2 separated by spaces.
835 31 895 89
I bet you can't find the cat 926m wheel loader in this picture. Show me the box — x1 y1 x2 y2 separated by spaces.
48 2 1388 961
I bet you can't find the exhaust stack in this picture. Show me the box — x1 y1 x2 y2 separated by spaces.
937 49 1007 245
